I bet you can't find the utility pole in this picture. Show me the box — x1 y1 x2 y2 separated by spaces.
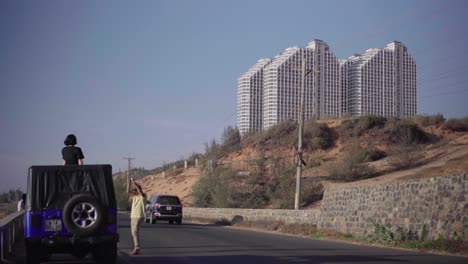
295 53 307 210
294 51 319 210
122 154 135 185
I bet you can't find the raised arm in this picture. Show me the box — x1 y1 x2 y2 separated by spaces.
127 177 132 196
133 180 144 196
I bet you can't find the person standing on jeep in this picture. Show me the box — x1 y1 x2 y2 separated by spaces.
127 177 146 255
62 134 84 165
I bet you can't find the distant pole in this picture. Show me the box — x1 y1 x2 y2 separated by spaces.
294 52 306 210
122 154 135 185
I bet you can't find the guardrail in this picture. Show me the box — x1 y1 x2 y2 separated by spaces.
0 211 24 263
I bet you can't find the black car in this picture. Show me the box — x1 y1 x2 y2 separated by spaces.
145 195 182 225
24 165 119 264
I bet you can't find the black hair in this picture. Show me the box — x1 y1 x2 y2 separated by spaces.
21 194 26 200
64 134 77 146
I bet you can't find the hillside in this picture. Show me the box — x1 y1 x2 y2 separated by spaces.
135 116 468 207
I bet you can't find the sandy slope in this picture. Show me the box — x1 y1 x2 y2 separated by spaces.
137 126 468 206
137 167 201 206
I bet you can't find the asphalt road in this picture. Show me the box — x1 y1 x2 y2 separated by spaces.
10 212 468 264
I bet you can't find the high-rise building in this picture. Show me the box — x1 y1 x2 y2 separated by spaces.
339 54 360 116
262 39 340 130
236 40 417 135
346 41 417 117
237 58 271 136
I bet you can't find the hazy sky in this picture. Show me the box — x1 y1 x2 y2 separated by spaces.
1 0 467 192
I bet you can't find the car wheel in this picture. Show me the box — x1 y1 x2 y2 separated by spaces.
93 242 117 264
62 194 106 237
176 218 182 225
169 220 174 224
25 240 41 264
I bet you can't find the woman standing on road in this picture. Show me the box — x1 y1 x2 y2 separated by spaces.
62 134 85 165
128 177 147 255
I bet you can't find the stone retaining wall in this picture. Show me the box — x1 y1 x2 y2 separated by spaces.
185 174 467 240
319 174 468 240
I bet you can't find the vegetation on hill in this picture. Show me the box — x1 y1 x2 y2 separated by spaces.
111 114 467 210
192 154 323 209
241 120 335 151
190 114 467 209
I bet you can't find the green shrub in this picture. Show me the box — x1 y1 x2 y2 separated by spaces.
302 122 335 150
414 114 445 126
388 143 424 169
113 176 131 211
368 222 394 244
328 161 374 182
266 166 296 209
443 117 468 132
362 146 386 162
243 120 334 151
192 167 238 208
243 120 297 148
301 182 324 207
384 118 428 144
339 116 387 137
328 147 374 181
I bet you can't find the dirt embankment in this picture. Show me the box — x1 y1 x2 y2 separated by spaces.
137 167 201 206
137 124 468 206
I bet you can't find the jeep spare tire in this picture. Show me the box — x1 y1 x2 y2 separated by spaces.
63 194 106 236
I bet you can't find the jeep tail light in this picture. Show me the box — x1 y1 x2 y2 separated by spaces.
154 203 160 208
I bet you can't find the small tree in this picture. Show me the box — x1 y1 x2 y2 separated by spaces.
328 144 374 181
113 176 130 211
221 126 241 151
388 143 424 170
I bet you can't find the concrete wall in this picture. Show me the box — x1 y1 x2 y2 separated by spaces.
185 174 467 240
184 207 320 225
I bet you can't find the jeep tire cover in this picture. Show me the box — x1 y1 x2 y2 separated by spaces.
63 194 106 236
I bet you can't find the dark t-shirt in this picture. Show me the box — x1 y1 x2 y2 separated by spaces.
62 146 84 165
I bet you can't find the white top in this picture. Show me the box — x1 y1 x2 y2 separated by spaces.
17 200 24 212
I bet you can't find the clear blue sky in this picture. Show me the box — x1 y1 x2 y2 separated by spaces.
1 0 467 192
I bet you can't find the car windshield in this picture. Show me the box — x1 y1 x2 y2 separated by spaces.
157 196 180 205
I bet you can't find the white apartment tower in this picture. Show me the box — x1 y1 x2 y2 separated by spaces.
262 39 340 129
237 58 271 136
237 40 417 135
339 54 360 116
346 41 417 117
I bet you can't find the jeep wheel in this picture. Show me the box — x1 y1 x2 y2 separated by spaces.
93 242 117 264
63 194 106 236
25 240 41 264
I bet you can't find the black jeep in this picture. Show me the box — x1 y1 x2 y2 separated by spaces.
24 165 119 264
